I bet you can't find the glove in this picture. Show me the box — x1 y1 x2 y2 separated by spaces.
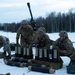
54 46 61 53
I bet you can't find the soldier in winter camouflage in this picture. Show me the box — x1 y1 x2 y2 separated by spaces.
34 27 54 61
35 27 54 48
16 20 34 58
16 20 34 47
53 30 75 64
0 35 11 56
32 24 46 44
37 26 46 33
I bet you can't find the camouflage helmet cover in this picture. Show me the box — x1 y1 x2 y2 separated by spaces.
21 20 28 25
59 30 68 37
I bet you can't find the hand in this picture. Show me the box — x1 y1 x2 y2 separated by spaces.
54 46 62 53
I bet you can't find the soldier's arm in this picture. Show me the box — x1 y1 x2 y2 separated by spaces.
44 34 51 49
63 41 74 55
16 26 22 44
53 39 63 53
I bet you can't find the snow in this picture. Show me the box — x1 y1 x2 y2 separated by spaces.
0 31 75 75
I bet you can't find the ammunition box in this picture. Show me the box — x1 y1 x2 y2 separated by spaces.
67 65 75 74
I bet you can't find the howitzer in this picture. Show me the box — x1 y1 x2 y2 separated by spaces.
27 2 36 31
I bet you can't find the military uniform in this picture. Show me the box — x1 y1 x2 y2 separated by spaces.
16 24 34 47
16 21 34 58
35 27 54 48
37 26 46 33
33 26 46 45
54 31 75 63
0 35 11 56
34 27 54 61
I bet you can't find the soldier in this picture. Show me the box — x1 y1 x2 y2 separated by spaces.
16 20 34 58
0 35 11 56
53 30 75 64
35 27 54 61
16 20 34 47
33 25 46 45
36 27 54 49
37 25 46 33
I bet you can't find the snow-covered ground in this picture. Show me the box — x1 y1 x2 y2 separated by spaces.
0 31 75 75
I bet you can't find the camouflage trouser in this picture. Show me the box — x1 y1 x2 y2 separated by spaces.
3 38 11 55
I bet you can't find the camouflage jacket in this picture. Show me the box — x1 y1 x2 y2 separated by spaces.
54 38 74 56
16 25 34 46
36 33 54 48
0 35 9 48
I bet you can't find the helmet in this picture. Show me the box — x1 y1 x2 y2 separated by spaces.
21 20 28 25
59 30 68 37
38 27 46 33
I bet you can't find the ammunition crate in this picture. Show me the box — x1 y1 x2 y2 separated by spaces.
67 65 75 74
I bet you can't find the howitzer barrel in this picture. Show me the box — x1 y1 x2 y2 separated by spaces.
27 2 33 21
27 2 36 31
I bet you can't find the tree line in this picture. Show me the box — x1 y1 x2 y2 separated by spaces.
0 11 75 33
